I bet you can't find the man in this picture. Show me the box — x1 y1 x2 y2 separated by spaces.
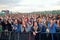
12 19 21 32
12 19 21 40
48 19 57 33
48 19 57 40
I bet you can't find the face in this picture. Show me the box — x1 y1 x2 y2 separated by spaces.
14 19 18 24
50 19 53 24
57 20 60 26
54 19 56 23
22 20 26 27
0 16 3 20
37 18 41 23
34 22 37 27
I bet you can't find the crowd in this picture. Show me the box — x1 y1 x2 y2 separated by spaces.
0 14 60 33
0 14 60 40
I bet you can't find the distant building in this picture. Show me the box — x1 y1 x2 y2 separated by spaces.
1 10 9 14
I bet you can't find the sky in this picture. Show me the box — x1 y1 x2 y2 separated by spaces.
0 0 60 13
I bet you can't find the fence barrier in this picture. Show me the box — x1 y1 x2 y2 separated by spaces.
0 31 60 40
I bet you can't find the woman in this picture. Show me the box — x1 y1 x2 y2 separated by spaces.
37 17 46 32
21 20 30 32
31 21 41 40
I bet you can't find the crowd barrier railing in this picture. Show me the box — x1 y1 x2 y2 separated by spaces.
0 31 60 40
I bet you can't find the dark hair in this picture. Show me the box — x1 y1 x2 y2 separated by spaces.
59 21 60 26
33 21 37 26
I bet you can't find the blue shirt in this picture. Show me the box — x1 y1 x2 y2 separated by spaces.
37 23 46 32
13 24 21 32
48 23 57 33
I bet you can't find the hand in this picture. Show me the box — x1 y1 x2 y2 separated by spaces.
46 28 49 32
35 31 38 33
33 32 36 35
13 27 17 30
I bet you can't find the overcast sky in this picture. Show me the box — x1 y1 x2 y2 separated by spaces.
0 0 60 13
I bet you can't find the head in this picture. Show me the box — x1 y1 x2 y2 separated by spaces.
37 18 41 23
22 20 26 27
53 19 57 23
14 19 18 24
57 20 60 26
50 19 54 24
33 21 38 27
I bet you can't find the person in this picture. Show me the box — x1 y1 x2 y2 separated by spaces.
48 19 57 33
27 21 33 32
1 20 8 31
7 20 12 31
0 18 3 32
12 19 21 40
55 20 60 40
37 17 46 32
12 19 21 32
31 21 41 40
56 20 60 32
0 24 2 32
21 20 30 32
37 17 46 40
48 19 57 40
57 20 60 27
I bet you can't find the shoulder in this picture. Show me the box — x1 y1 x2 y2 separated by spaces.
53 23 57 27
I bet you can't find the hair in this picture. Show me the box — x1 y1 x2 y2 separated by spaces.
33 21 38 26
57 20 60 26
59 21 60 26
